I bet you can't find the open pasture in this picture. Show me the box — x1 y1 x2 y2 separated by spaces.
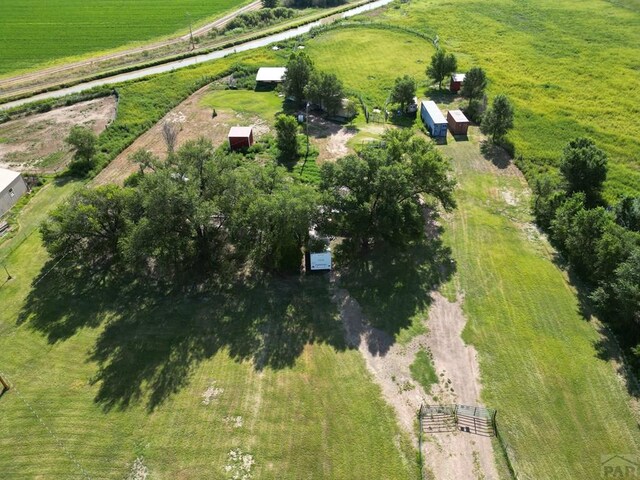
377 0 640 198
305 27 434 108
0 0 247 76
439 133 640 479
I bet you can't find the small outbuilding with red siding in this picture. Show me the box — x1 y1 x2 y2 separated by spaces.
449 73 466 93
447 109 470 136
228 126 254 150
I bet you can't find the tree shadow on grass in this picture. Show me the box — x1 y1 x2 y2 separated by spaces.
593 324 640 401
480 140 512 169
335 218 455 348
17 263 345 412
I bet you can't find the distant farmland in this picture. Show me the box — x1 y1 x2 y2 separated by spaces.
0 0 247 76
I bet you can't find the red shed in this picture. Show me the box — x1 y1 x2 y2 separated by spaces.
449 73 466 93
228 126 254 150
447 109 470 135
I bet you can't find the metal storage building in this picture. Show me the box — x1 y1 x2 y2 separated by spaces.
420 101 448 138
255 67 287 84
228 126 254 150
0 168 27 217
447 109 470 136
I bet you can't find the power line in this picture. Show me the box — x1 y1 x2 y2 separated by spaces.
0 371 93 480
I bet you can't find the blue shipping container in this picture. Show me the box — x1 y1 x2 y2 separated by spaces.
420 101 448 138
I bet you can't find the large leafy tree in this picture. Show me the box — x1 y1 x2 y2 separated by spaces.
66 125 97 162
551 193 612 280
41 185 134 265
43 138 320 277
559 137 608 205
480 94 514 143
121 139 223 275
283 51 314 104
614 196 640 232
275 114 300 162
227 164 319 271
389 75 417 111
426 49 457 90
304 71 344 115
320 129 455 250
460 67 487 103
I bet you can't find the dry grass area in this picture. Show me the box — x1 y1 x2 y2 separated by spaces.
92 86 271 186
0 97 116 173
307 116 356 163
333 275 499 480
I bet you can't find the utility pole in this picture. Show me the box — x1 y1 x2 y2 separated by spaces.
305 101 310 160
187 12 195 50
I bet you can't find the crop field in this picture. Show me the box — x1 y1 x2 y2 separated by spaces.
0 182 416 479
0 0 247 76
439 133 640 478
376 0 640 199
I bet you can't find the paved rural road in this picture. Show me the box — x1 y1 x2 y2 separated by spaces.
0 1 262 93
0 0 394 111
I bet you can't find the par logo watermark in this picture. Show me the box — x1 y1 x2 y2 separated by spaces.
601 454 639 478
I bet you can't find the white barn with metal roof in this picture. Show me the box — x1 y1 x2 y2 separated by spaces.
0 168 27 217
256 67 287 83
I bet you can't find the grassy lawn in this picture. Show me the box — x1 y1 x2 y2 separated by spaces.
0 184 416 479
305 27 435 107
0 178 83 264
200 89 284 124
438 131 640 479
0 0 249 76
375 0 640 199
409 349 437 393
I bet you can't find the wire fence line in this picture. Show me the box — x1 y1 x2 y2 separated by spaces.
0 370 93 480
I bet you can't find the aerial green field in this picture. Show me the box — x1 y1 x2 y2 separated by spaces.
0 0 247 76
439 132 640 479
0 183 416 479
306 26 434 106
1 0 639 477
375 0 640 199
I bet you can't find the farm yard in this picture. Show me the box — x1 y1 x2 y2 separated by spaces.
1 0 640 479
0 0 248 76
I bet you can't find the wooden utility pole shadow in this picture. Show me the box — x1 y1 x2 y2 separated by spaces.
0 374 10 396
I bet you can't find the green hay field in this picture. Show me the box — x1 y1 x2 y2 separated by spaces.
439 132 640 479
0 0 247 76
375 0 640 199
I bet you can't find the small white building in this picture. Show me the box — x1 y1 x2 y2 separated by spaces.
0 168 27 217
256 67 287 84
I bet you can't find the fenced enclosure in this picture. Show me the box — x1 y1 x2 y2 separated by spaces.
419 404 497 437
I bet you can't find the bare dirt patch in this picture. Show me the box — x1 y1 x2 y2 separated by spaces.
332 276 498 480
308 115 356 162
0 97 116 173
93 86 270 186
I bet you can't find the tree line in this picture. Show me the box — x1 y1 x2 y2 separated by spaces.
531 137 640 366
44 130 456 278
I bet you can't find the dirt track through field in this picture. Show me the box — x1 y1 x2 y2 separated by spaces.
332 277 498 480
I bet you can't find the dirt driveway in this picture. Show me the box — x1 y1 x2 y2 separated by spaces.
332 276 499 480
